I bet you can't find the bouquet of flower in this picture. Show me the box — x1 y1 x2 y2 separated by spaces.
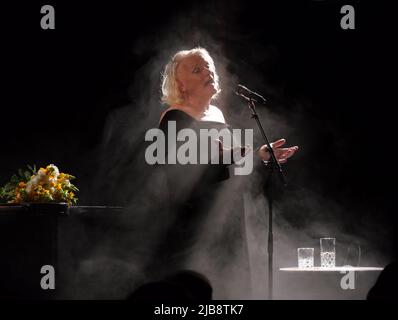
0 164 78 205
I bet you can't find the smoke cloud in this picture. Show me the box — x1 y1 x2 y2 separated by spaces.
63 2 392 300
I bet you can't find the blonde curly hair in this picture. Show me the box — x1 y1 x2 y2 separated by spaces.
160 47 220 106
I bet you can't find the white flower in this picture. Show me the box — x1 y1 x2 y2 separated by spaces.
25 173 42 194
25 181 32 194
47 164 60 177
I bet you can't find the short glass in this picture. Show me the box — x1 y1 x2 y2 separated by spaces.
320 238 336 268
297 248 314 268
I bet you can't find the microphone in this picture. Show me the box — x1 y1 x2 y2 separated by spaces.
235 84 267 104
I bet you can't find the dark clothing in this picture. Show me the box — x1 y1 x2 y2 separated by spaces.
159 109 231 198
148 109 251 299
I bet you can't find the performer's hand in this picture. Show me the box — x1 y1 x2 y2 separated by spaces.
258 139 299 164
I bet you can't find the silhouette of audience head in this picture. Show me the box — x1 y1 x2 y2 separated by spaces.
367 218 398 300
367 260 398 300
127 270 212 301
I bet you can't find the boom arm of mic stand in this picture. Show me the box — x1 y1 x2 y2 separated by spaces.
247 99 287 187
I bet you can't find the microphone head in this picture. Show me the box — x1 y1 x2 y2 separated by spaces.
236 84 267 104
236 84 248 94
234 89 257 103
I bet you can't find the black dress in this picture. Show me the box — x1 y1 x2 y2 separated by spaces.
148 109 251 299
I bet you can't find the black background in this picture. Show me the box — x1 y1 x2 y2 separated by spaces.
1 1 397 259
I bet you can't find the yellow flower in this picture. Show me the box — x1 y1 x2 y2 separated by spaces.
3 164 78 205
14 194 22 204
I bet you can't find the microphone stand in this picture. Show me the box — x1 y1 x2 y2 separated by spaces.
245 97 287 300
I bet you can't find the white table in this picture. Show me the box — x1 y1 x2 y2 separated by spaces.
276 266 384 299
279 267 384 272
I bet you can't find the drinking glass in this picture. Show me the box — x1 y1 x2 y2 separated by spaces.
297 248 314 268
320 238 336 268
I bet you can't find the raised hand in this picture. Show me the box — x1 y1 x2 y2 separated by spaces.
258 139 299 164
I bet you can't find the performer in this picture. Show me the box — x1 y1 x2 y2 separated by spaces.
148 47 298 299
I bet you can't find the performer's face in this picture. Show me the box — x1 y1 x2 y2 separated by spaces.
176 54 217 102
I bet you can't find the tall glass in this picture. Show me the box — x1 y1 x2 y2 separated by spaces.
297 248 314 268
320 238 336 267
